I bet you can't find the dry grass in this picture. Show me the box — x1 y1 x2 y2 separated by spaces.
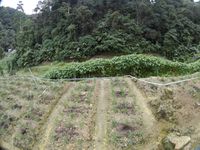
1 76 200 149
0 77 64 149
108 78 144 149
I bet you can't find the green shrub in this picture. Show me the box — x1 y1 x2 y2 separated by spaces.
0 53 17 75
45 54 196 79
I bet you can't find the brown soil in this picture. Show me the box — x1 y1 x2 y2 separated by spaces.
136 76 200 149
115 123 137 134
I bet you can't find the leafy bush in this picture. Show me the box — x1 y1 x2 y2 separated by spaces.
45 54 196 79
0 52 17 75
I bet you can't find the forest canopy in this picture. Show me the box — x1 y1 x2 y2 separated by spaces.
0 6 27 57
1 0 200 68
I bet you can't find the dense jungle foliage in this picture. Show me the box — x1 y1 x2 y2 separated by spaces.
1 0 200 70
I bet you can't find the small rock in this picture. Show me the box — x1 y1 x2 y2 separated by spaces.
80 92 87 96
161 88 174 100
162 133 191 150
183 143 191 150
195 145 200 150
195 102 200 107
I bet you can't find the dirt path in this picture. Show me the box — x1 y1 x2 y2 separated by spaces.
36 83 75 150
126 78 156 132
126 78 160 149
94 79 110 150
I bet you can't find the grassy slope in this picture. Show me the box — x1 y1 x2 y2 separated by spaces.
17 62 68 77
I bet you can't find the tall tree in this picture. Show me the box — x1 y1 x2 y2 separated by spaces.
17 1 24 13
17 1 25 32
0 6 27 52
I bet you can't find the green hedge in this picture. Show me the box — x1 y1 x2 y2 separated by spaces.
45 54 199 79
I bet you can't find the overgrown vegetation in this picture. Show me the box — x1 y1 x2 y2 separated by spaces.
45 54 200 79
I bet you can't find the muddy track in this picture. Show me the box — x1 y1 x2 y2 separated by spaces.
94 79 111 150
35 83 75 150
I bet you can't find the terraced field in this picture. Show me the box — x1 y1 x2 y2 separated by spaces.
0 76 200 149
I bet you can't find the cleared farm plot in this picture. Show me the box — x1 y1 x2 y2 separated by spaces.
0 77 65 149
0 76 200 149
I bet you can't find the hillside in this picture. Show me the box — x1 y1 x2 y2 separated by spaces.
1 0 200 150
0 0 199 71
